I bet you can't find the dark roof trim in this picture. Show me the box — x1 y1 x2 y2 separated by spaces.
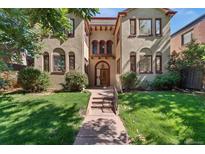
91 17 117 20
171 13 205 37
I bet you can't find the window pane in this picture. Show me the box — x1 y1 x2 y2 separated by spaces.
155 19 161 35
43 53 49 72
139 19 152 35
139 55 152 73
130 19 136 35
107 41 112 54
182 31 192 45
100 41 105 54
130 54 136 72
156 56 162 73
92 41 97 54
69 53 75 70
53 55 65 72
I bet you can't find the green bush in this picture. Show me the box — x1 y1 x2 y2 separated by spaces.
63 71 88 92
137 80 152 91
120 72 139 91
17 67 50 92
151 71 181 90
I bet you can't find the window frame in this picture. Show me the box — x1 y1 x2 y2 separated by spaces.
69 52 75 70
68 18 75 37
130 18 136 36
139 55 153 74
106 40 113 55
155 18 162 36
130 52 136 72
138 18 153 36
155 55 162 74
92 40 98 55
43 52 49 72
181 30 193 46
52 48 66 75
99 40 105 54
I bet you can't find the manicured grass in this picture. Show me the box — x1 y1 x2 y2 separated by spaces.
0 92 90 144
119 91 205 145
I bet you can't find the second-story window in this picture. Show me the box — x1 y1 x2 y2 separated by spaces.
139 19 152 36
107 40 113 54
155 18 162 36
130 19 136 35
92 40 98 54
68 18 75 37
100 40 105 54
182 30 193 45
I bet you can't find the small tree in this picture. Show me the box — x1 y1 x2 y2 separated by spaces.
168 40 205 71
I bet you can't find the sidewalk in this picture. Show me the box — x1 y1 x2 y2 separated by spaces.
74 87 128 145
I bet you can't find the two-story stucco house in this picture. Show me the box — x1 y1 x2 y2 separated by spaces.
34 8 176 89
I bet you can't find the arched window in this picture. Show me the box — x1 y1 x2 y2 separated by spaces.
43 52 49 72
155 52 162 74
107 40 113 55
99 40 105 54
139 48 152 73
69 52 75 70
53 48 65 73
92 40 98 54
130 52 136 72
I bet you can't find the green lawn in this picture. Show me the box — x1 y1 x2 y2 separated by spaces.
0 92 90 144
119 91 205 145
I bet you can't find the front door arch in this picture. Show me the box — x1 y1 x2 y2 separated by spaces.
95 61 110 87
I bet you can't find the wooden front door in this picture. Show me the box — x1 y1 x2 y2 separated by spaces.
95 61 110 87
100 69 109 87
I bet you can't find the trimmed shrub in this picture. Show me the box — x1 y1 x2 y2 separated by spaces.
137 80 152 91
17 67 50 92
63 71 88 92
120 72 139 91
151 71 181 90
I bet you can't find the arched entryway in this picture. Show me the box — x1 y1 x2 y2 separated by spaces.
95 61 110 87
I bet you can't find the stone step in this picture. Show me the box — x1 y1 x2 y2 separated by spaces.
92 97 114 100
91 104 113 109
91 100 113 104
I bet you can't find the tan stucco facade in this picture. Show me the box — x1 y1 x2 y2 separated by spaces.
120 9 171 82
34 9 174 89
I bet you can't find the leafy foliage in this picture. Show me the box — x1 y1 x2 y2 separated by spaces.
151 71 181 90
63 71 88 92
0 8 99 71
17 67 50 92
168 41 205 71
120 72 139 91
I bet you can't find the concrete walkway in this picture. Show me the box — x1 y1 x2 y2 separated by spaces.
74 87 128 145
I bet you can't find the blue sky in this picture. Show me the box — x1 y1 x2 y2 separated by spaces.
96 8 205 34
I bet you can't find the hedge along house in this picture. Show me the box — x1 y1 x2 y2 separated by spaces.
34 8 176 89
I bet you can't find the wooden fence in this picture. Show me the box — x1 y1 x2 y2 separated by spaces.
181 68 204 90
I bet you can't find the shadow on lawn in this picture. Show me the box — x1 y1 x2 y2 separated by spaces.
119 91 205 144
0 94 83 145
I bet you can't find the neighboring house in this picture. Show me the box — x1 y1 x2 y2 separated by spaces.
171 13 205 90
34 8 176 89
171 13 205 53
1 50 32 71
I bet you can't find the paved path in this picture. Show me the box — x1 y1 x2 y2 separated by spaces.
74 87 128 145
